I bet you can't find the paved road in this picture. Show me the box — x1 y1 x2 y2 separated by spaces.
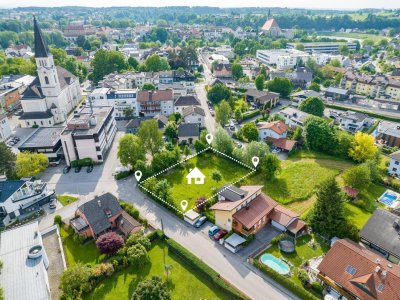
38 131 296 300
195 83 216 134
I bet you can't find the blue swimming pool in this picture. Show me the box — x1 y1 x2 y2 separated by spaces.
379 192 398 206
260 254 290 275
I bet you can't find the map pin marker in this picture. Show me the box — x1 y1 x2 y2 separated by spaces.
205 133 213 145
180 200 188 211
134 170 142 182
252 156 259 168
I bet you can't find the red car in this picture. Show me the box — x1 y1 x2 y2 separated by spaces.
213 229 228 241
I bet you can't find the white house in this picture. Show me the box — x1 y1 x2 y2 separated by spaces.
178 123 200 144
0 113 12 142
182 106 205 127
186 167 206 185
137 89 174 117
257 120 289 140
256 49 310 70
174 95 201 115
338 111 373 132
280 107 312 127
388 151 400 177
0 177 54 226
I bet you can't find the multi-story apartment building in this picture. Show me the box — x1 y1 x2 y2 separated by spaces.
61 106 117 166
137 89 174 117
256 49 310 70
287 42 357 53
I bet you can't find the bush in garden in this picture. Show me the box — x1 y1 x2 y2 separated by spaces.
127 243 149 267
96 232 124 255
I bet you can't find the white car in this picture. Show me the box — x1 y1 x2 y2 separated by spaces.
272 148 281 154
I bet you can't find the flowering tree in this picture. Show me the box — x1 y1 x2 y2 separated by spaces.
96 232 124 255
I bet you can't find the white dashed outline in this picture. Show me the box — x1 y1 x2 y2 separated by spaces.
138 146 256 215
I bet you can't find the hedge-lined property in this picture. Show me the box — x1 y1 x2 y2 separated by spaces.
325 104 400 122
242 109 260 121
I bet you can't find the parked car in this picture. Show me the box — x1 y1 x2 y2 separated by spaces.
74 166 81 173
63 166 71 174
208 226 220 237
272 148 281 154
49 203 56 209
229 125 235 131
213 229 228 241
194 216 207 228
86 165 94 173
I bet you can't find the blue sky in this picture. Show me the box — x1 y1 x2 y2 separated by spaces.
1 0 399 9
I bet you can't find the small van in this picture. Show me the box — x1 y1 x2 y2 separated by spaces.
208 226 220 237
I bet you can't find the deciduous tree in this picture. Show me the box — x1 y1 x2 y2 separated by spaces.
60 263 92 299
342 164 371 190
348 132 378 163
127 243 149 268
117 134 145 167
303 117 336 154
241 122 259 142
299 96 325 117
231 63 244 81
212 126 234 156
0 142 16 176
266 77 292 97
144 54 170 72
207 83 231 105
131 276 170 300
138 120 164 155
255 74 265 91
263 153 281 180
96 232 124 255
215 100 231 127
16 152 48 177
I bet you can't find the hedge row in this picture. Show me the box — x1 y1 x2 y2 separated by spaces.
166 238 246 300
70 157 93 167
253 260 320 300
325 104 400 122
115 171 132 180
242 109 260 121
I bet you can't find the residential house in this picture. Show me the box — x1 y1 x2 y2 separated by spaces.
137 89 174 117
360 209 400 264
61 106 117 166
186 167 206 185
317 238 400 300
18 127 64 165
70 193 142 239
5 44 33 59
245 88 280 109
376 120 400 148
257 120 288 140
0 222 66 300
338 111 373 132
213 63 232 79
172 70 195 93
178 123 200 144
0 85 21 112
256 49 309 70
325 86 350 101
0 177 54 226
182 106 205 127
290 90 321 107
0 113 12 142
174 95 201 115
153 114 169 129
125 115 167 133
280 107 312 127
270 67 313 89
388 151 400 177
210 185 306 237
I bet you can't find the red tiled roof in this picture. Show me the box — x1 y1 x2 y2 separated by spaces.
266 137 297 151
137 89 173 102
232 193 278 229
258 120 289 135
262 19 280 31
270 205 299 227
318 239 400 300
287 219 307 234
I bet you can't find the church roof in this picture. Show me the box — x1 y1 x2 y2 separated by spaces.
33 16 49 58
262 19 280 31
19 110 53 120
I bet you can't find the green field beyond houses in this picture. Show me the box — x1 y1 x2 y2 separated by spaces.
158 151 251 209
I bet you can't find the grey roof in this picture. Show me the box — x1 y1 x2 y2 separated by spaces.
0 180 25 203
360 208 400 258
78 193 122 235
182 106 205 117
19 110 53 120
153 114 169 127
325 86 349 95
291 90 321 98
125 118 142 129
116 211 142 236
178 123 200 137
174 95 200 107
389 150 400 161
218 185 248 202
340 111 368 122
33 17 49 58
377 120 400 139
271 71 313 82
280 107 312 124
0 221 50 300
18 127 63 149
225 233 246 247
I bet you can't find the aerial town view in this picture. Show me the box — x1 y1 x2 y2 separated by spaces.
1 0 400 299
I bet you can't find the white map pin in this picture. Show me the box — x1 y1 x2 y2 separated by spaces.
205 133 213 145
134 170 142 182
252 156 259 168
180 200 188 211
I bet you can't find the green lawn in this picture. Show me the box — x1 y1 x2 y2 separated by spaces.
256 160 342 204
59 226 105 266
258 234 328 297
158 152 251 208
57 195 78 206
85 240 231 300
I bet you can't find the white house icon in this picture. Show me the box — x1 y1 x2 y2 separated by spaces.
186 167 206 185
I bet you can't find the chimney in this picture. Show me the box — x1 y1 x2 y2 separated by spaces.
97 200 101 207
375 266 381 273
382 270 387 278
376 258 381 265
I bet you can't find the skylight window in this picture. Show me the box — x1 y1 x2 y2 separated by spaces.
345 265 357 275
377 284 384 293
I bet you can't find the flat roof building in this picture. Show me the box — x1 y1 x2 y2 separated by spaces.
287 42 357 54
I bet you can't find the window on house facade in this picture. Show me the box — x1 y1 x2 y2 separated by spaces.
45 76 49 85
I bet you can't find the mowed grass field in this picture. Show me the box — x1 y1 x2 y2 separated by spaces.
85 240 231 300
158 151 251 209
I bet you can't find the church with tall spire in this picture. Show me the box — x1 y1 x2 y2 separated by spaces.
19 17 81 127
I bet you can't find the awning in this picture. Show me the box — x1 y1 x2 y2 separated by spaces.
225 233 246 248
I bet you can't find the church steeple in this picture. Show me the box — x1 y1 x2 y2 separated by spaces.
33 16 49 58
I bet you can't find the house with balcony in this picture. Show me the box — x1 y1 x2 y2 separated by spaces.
376 120 400 148
0 176 54 226
280 107 312 127
338 111 373 132
245 88 280 109
210 185 306 237
70 193 142 239
388 151 400 177
182 106 205 127
137 89 174 117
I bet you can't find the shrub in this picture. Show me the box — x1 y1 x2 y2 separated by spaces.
311 282 324 295
242 109 260 120
297 269 309 285
126 233 151 250
91 263 115 280
115 170 132 180
166 239 244 299
60 263 92 299
131 276 170 300
70 157 93 168
96 232 125 255
271 233 285 245
127 243 149 267
54 215 62 226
